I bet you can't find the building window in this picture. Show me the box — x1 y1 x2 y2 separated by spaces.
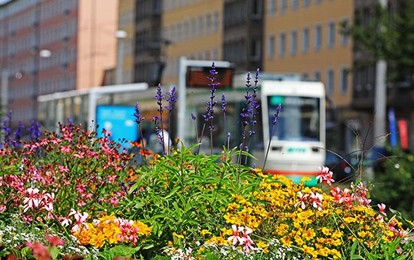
198 16 203 36
279 33 286 57
251 39 261 60
340 19 349 46
268 35 275 58
191 18 196 38
213 11 219 32
328 22 336 48
303 0 310 7
252 0 262 18
341 67 349 94
290 30 297 56
269 0 276 16
206 13 212 33
292 0 298 10
327 69 334 95
302 27 309 53
314 70 321 81
281 0 287 14
315 25 322 51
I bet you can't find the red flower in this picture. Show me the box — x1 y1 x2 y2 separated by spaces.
46 234 65 246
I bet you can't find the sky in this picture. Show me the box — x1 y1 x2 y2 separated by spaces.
0 0 10 4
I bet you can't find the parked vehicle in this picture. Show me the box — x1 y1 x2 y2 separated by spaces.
325 152 354 182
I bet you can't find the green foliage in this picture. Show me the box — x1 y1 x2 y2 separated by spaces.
371 148 414 221
346 1 414 84
119 144 260 257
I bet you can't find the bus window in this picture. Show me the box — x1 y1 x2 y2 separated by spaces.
267 96 320 142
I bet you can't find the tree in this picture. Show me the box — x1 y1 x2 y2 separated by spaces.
344 0 414 86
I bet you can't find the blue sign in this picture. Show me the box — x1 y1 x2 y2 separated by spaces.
388 108 398 148
96 105 137 148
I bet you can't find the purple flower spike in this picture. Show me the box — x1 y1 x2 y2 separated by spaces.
191 113 196 121
273 104 282 125
133 102 145 124
165 86 177 112
154 84 164 114
29 120 41 141
221 94 226 113
1 111 12 146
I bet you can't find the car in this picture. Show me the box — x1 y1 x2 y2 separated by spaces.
364 146 392 174
324 152 355 182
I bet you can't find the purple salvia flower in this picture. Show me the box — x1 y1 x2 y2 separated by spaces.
154 84 164 114
165 86 177 112
1 111 12 147
240 72 252 141
12 121 25 147
221 94 226 113
29 120 41 141
200 62 220 154
273 104 282 125
249 69 260 137
133 102 145 124
203 62 219 130
263 104 283 170
191 113 196 121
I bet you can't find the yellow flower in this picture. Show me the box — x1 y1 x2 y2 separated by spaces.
277 223 290 236
302 228 316 241
280 236 292 247
227 202 239 211
358 231 368 238
302 245 318 258
173 232 184 239
206 236 229 246
256 240 269 253
200 229 211 236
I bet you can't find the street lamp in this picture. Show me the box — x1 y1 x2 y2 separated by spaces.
115 30 127 85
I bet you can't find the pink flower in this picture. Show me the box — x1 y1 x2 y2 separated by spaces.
378 203 387 216
110 196 119 206
227 224 244 245
241 227 254 254
317 166 335 186
58 165 69 173
60 145 71 153
69 209 89 224
23 187 41 212
25 242 51 259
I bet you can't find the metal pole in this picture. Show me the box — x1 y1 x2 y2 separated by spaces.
115 31 127 85
177 56 187 144
1 70 8 118
374 0 388 146
1 70 8 146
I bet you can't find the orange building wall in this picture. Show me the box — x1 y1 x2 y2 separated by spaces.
264 0 354 108
162 1 224 85
76 0 119 89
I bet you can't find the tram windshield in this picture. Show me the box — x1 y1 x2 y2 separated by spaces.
267 95 320 142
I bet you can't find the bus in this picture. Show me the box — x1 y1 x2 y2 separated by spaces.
260 80 326 186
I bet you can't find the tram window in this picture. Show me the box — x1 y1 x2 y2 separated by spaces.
267 96 320 142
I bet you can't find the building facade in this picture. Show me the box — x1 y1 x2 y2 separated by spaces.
134 0 163 87
0 0 118 125
116 0 135 84
161 0 224 86
263 0 356 152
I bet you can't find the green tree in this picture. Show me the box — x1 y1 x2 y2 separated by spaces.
344 0 414 85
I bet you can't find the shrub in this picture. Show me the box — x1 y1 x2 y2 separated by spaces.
371 147 414 220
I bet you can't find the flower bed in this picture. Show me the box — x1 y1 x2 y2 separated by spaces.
1 66 414 259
